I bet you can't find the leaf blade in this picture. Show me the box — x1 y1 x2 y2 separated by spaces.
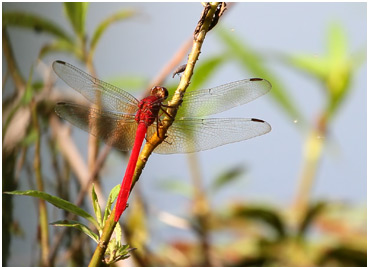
6 190 99 229
51 220 99 243
90 9 136 55
63 2 89 38
3 12 73 43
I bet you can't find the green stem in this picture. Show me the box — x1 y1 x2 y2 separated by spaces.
87 3 223 266
131 2 222 190
293 112 327 225
31 102 50 266
88 207 117 266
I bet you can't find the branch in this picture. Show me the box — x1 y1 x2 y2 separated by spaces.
132 2 225 190
88 3 225 266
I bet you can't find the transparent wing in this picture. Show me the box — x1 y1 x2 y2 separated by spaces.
55 102 138 151
53 61 139 114
177 78 271 117
148 118 271 154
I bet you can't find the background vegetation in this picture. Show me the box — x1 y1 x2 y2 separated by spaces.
2 2 366 266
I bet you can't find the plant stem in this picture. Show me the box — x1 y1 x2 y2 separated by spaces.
188 153 214 266
88 3 224 266
88 207 117 266
31 102 50 266
292 113 327 225
131 2 223 191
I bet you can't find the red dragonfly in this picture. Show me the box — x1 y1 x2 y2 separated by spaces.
53 60 271 221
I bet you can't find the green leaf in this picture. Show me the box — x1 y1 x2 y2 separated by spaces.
285 23 359 121
105 75 147 92
63 2 89 38
21 128 37 146
91 184 102 229
38 40 83 60
318 245 367 267
3 12 72 43
51 220 99 243
211 165 245 192
106 243 133 265
233 206 286 239
189 54 228 92
103 184 120 226
22 64 35 105
157 179 193 198
31 81 44 92
328 23 346 62
6 190 99 229
114 221 122 246
297 201 326 238
177 54 228 118
90 9 136 56
217 27 304 125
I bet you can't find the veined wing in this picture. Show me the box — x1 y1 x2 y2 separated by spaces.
177 78 271 118
55 102 138 151
148 118 271 154
53 61 139 114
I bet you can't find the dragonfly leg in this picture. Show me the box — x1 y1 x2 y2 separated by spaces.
159 106 175 119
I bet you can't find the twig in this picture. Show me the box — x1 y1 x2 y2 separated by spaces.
131 2 225 191
88 3 224 266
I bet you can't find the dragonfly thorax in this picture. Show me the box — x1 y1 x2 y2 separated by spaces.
135 95 163 126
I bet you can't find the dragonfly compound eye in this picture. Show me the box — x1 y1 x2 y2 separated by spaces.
151 86 168 100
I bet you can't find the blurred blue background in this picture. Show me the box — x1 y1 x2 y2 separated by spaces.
3 2 366 266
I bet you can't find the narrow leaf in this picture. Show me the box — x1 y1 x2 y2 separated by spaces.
105 75 147 92
233 206 286 239
114 221 122 246
328 23 346 61
51 220 99 243
63 2 89 38
319 245 367 267
90 9 136 55
103 184 120 225
297 201 326 238
6 190 99 229
91 184 102 229
38 40 83 60
3 12 72 43
217 28 304 125
211 165 245 192
157 179 193 198
22 63 35 105
188 54 228 92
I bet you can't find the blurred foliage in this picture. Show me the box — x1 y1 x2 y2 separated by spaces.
2 2 366 267
286 23 366 122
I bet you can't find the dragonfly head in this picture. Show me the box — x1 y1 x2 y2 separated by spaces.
150 86 168 100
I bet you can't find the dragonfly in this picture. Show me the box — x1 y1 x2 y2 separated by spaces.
52 60 272 221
